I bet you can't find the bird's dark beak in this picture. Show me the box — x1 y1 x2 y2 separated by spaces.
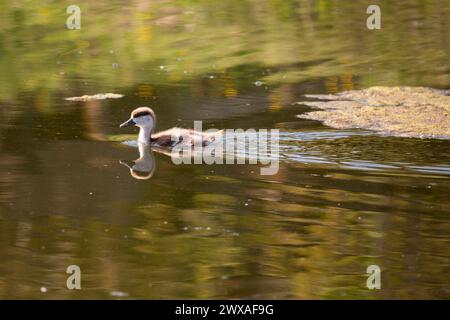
120 118 136 128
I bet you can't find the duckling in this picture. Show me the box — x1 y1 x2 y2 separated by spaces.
120 107 223 147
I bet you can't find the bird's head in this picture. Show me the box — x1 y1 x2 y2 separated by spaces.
120 107 156 131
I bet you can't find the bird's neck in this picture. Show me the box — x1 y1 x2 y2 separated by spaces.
138 126 153 145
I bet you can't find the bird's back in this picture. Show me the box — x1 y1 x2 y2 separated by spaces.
151 128 223 148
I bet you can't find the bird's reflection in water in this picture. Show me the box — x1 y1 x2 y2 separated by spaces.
120 144 156 180
120 142 198 180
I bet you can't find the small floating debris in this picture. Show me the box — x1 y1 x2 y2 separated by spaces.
40 286 48 293
297 86 450 139
110 291 129 298
65 93 124 101
254 80 263 86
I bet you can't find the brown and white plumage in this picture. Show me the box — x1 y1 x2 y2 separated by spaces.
120 107 223 147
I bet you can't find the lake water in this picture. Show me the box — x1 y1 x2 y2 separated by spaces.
0 0 449 299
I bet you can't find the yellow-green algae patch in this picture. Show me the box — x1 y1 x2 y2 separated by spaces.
297 87 450 139
65 93 124 101
107 134 137 142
